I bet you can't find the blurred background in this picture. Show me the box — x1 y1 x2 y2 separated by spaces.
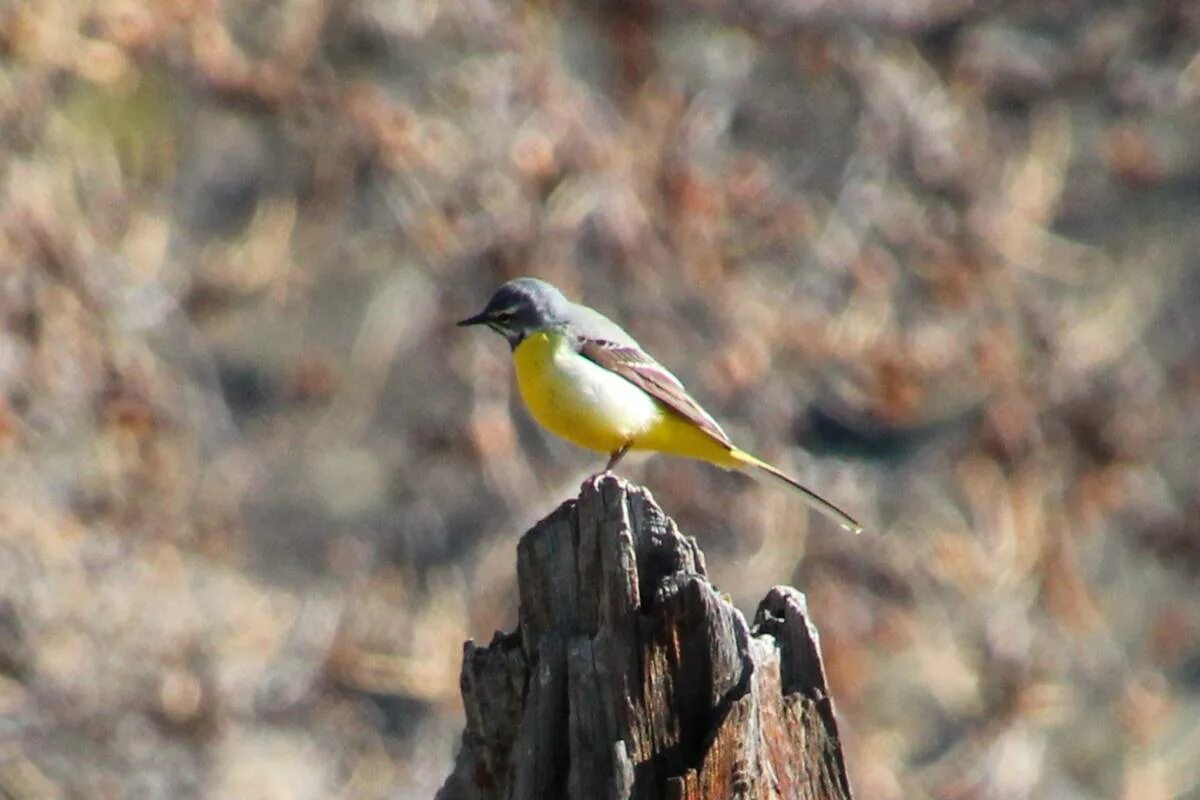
1 0 1199 797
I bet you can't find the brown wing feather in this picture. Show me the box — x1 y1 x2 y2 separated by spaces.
578 339 733 447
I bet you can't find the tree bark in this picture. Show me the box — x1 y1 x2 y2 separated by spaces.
437 475 853 800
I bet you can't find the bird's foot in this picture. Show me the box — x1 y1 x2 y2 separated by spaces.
604 443 632 472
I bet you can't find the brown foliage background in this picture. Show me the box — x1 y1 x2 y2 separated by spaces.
1 1 1198 798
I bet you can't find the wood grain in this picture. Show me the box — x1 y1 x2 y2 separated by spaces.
437 475 853 800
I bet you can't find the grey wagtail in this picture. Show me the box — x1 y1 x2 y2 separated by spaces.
458 277 862 533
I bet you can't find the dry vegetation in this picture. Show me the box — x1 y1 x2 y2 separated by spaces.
0 0 1198 798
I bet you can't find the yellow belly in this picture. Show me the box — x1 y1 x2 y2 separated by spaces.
513 331 648 453
512 330 739 467
633 408 741 467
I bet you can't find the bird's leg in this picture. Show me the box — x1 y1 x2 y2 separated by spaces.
605 442 632 472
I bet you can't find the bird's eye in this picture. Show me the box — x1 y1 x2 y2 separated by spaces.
494 310 514 322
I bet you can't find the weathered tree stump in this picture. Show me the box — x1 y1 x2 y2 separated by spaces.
437 475 853 800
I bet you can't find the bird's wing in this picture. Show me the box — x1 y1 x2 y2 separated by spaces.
578 337 733 447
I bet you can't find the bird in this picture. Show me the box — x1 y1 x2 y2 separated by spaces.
458 277 862 533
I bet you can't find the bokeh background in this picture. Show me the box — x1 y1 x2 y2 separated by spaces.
2 1 1199 798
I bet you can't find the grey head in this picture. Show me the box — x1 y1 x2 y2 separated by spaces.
457 278 573 349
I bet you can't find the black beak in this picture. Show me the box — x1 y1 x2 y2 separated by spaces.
457 310 491 327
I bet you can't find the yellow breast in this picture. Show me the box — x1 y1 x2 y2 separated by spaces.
512 330 659 454
510 330 740 467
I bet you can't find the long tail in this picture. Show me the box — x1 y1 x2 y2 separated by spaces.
731 449 863 534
